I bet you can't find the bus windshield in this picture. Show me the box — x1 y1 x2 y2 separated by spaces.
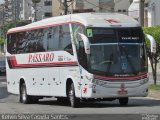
87 27 147 76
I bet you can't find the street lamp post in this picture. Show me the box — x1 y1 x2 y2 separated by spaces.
139 0 145 26
32 0 41 22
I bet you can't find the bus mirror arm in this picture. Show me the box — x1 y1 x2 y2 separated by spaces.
78 33 90 54
145 33 156 54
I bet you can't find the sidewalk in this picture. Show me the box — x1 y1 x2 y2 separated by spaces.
148 68 160 99
148 90 160 100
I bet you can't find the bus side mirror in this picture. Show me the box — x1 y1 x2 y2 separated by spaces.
145 34 156 54
78 33 90 54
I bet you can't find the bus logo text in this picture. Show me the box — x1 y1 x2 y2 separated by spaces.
28 53 54 63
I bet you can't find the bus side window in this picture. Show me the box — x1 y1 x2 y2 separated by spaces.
77 36 88 69
9 34 17 54
72 24 87 69
59 24 73 55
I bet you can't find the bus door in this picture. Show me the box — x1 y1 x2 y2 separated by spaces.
76 33 89 97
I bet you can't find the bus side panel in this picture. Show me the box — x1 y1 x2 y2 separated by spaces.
7 68 41 95
59 66 82 98
48 67 63 96
7 69 19 94
26 68 50 96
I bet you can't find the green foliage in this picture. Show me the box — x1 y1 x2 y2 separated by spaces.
0 20 31 45
0 37 5 45
149 84 160 91
143 26 160 43
2 20 31 36
143 26 160 85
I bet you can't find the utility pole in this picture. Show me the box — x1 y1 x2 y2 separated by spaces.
32 0 41 22
139 0 145 26
14 0 17 27
34 3 37 22
64 0 68 15
63 0 72 15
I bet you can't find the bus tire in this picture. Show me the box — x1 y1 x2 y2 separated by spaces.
119 97 128 106
68 83 80 108
20 83 31 104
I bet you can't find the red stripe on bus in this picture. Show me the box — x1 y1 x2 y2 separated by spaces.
9 56 78 68
7 21 85 34
94 73 147 81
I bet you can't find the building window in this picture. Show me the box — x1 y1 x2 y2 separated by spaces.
118 10 121 12
123 10 126 13
44 12 52 17
44 1 52 6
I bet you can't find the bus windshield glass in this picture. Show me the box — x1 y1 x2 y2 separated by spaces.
87 27 147 76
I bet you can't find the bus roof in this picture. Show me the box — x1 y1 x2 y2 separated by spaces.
7 12 140 34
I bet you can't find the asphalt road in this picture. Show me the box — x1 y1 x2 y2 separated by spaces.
0 75 160 120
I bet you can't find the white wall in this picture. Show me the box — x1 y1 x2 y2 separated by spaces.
148 0 160 26
83 0 99 11
20 0 32 20
128 0 139 19
34 0 52 21
114 0 130 14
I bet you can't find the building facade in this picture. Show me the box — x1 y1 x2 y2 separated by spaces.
114 0 131 15
52 0 131 16
52 0 115 16
19 0 32 20
3 0 21 22
147 0 160 26
128 0 160 27
0 4 4 26
20 0 52 22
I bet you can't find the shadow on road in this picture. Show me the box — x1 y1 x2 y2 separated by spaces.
0 86 9 100
34 97 160 108
1 84 160 108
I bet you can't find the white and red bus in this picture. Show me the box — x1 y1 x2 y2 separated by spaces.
6 13 156 108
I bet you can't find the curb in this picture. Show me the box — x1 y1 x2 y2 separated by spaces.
146 96 160 100
147 90 160 100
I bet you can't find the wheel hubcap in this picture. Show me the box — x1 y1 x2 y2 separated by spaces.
22 87 26 101
69 90 74 103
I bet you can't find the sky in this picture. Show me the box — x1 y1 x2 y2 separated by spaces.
0 0 4 4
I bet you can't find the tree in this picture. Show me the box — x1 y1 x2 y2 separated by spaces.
2 20 31 35
0 20 31 46
143 26 160 85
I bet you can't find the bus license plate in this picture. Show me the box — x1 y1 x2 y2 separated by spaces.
118 90 128 95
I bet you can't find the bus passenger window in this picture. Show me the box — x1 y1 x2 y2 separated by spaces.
64 44 73 55
78 41 88 69
59 24 73 55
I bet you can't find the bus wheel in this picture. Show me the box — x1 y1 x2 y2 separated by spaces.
20 83 31 104
119 97 128 106
68 83 80 108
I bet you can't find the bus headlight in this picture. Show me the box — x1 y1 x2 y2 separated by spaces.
85 75 94 81
140 78 149 85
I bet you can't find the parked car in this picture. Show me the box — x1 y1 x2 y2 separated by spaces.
0 57 6 75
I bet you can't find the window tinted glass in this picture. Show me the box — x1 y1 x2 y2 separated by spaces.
59 24 72 54
72 24 87 68
7 24 73 55
88 28 117 43
118 28 143 43
87 27 143 44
